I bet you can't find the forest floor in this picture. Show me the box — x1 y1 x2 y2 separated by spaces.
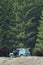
0 56 43 65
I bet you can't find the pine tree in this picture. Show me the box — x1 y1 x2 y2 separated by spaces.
11 0 37 48
33 11 43 55
0 0 14 55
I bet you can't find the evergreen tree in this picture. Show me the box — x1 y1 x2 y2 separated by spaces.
13 0 37 48
0 0 14 56
33 11 43 55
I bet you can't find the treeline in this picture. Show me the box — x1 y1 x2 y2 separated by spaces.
0 0 43 56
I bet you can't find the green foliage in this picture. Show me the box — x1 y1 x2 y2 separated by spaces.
0 0 43 56
18 42 24 48
33 11 43 55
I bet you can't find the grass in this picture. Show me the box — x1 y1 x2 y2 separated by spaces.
0 56 43 65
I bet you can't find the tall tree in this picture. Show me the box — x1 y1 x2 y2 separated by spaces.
11 0 37 48
33 11 43 55
0 0 14 56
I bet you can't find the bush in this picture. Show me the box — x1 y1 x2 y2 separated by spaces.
32 48 43 56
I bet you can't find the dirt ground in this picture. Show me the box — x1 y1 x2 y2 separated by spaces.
0 56 43 65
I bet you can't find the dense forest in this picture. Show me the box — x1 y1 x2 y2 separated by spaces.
0 0 43 56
